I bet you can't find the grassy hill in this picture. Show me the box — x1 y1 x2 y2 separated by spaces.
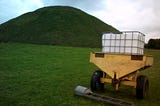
0 6 119 48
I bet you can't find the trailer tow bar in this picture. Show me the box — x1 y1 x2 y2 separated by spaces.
74 85 134 106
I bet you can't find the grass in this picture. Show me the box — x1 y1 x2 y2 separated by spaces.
0 43 159 106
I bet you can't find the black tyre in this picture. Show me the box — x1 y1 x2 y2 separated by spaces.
136 75 149 99
90 70 104 91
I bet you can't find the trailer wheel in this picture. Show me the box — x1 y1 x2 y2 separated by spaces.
90 70 104 91
136 75 149 99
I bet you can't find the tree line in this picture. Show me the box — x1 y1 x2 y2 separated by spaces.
145 39 160 49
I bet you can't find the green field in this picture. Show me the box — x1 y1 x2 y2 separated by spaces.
0 43 159 106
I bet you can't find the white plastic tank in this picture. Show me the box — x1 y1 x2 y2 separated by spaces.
102 31 145 55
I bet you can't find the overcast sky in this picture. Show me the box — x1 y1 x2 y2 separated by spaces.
0 0 160 42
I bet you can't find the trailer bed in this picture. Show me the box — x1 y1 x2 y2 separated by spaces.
90 52 153 79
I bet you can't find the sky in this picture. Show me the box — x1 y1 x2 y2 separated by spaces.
0 0 160 42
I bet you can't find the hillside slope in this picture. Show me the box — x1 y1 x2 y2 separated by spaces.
0 6 119 47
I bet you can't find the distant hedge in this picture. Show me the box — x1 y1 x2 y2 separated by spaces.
145 39 160 49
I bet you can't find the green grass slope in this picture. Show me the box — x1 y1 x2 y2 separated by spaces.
0 43 159 106
0 6 119 48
